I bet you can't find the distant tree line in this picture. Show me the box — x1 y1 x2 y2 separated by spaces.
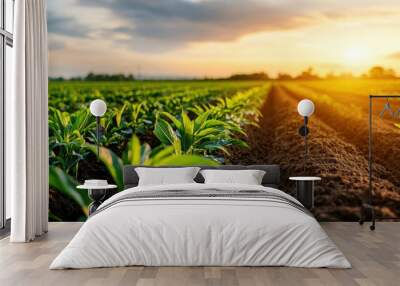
364 66 396 79
49 66 399 82
49 72 135 82
227 72 270 80
229 66 398 81
278 66 397 80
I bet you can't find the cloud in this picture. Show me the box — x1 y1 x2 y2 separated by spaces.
387 52 400 60
72 0 400 50
76 0 319 45
47 10 89 38
45 0 400 52
48 38 65 51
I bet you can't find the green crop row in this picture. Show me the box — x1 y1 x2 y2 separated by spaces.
48 81 270 220
49 80 264 112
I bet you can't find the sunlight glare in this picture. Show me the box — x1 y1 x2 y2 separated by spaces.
344 47 369 64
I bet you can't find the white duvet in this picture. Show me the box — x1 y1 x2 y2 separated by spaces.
50 183 351 269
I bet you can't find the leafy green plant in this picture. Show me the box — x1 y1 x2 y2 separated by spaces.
49 107 95 178
154 111 247 159
86 135 219 190
49 166 90 216
189 86 267 127
86 144 125 189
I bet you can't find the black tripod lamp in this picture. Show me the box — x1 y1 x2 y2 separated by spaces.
90 99 107 158
297 99 315 173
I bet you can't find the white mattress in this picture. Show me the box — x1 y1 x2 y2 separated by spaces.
50 183 351 269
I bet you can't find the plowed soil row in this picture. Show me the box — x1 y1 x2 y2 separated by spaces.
230 83 400 221
282 82 400 187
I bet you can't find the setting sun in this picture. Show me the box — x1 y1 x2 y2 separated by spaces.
344 47 369 64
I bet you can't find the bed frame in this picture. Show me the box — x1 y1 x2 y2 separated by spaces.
123 165 280 189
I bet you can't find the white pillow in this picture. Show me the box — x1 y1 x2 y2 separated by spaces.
135 167 200 186
200 169 266 185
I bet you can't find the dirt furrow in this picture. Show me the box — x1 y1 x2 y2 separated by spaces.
230 83 400 220
281 83 400 188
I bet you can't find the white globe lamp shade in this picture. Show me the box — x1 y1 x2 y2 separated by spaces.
90 99 107 117
297 99 315 117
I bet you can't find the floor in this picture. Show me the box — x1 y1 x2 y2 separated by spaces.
0 222 398 286
0 219 10 239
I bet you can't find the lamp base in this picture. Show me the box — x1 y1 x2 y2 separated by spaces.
295 180 314 209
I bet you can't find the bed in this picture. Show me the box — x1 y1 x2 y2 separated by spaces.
50 165 351 269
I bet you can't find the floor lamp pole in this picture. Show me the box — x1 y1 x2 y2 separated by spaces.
90 99 107 161
96 116 100 160
304 116 308 174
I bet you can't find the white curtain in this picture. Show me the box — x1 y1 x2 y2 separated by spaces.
8 0 49 242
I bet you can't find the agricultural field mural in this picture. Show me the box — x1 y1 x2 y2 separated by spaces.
48 0 400 222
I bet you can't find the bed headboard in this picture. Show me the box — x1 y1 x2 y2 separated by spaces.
123 165 280 189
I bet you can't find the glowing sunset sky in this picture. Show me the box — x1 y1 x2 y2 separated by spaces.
48 0 400 78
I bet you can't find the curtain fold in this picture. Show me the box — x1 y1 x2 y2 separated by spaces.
8 0 48 242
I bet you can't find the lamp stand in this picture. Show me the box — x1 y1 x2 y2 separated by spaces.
298 116 309 174
304 116 308 174
96 116 100 160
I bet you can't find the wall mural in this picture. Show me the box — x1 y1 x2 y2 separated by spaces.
48 0 400 222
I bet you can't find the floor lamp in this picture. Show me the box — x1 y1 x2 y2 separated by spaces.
297 99 315 173
90 99 107 159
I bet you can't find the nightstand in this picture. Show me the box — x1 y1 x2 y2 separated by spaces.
77 183 117 215
289 176 321 210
